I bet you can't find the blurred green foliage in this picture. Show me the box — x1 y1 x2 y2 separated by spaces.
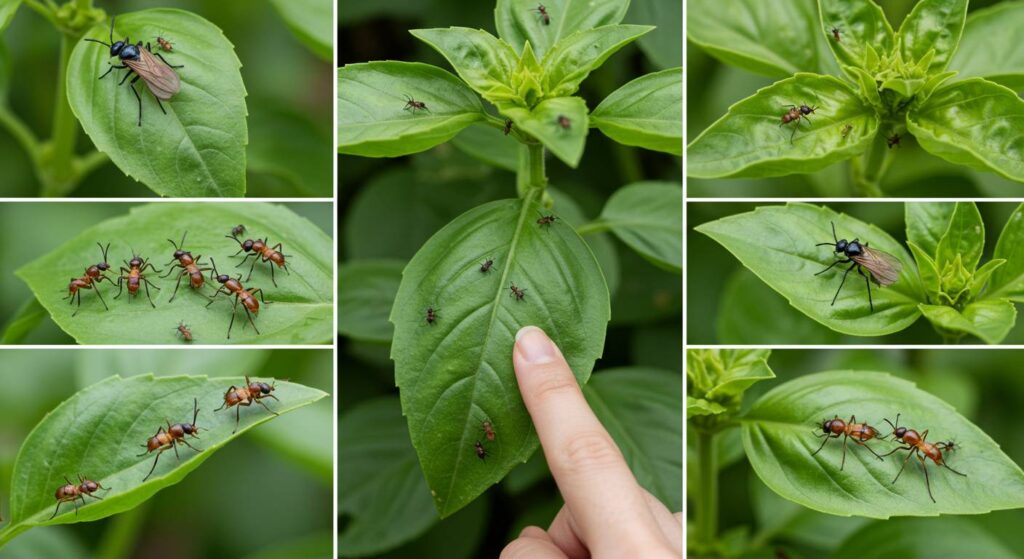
0 348 332 557
0 202 333 344
0 0 332 197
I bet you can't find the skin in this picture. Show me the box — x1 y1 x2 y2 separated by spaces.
501 326 682 559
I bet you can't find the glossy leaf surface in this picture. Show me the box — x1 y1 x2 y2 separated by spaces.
495 0 630 59
591 68 682 155
598 181 681 272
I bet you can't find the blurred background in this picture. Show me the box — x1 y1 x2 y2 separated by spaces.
687 0 1022 198
695 349 1024 557
687 201 1024 344
338 0 681 556
0 0 332 197
0 348 333 558
0 202 334 344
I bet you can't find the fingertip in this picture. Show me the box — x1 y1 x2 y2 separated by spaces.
514 325 560 365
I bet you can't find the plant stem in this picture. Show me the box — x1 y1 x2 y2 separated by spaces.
852 132 892 197
41 34 80 197
527 142 546 191
695 429 718 551
0 108 40 163
575 220 611 236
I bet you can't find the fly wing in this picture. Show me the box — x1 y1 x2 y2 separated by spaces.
853 247 903 286
126 49 180 100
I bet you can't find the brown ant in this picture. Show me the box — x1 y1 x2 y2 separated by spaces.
231 224 246 237
215 375 280 433
556 114 571 130
425 306 439 325
176 321 193 342
480 258 494 273
887 133 902 149
115 252 162 307
503 119 513 135
537 212 558 229
474 441 490 461
880 414 966 503
780 103 817 143
509 283 526 301
533 4 550 25
64 242 114 316
226 231 289 287
161 231 212 301
482 420 495 441
810 414 886 470
403 94 428 113
831 26 842 42
206 258 270 339
139 398 202 482
49 474 109 520
155 36 173 51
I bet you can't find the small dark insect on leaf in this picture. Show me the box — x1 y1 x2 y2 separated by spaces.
831 27 842 42
780 103 817 143
533 4 550 25
474 441 489 460
537 213 557 228
509 283 527 301
841 124 853 138
556 114 571 130
231 224 246 237
156 36 173 51
176 321 193 342
480 259 494 273
403 94 428 113
425 306 439 325
482 420 495 441
503 119 513 136
887 133 902 149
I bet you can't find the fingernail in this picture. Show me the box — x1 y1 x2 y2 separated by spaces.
515 326 557 364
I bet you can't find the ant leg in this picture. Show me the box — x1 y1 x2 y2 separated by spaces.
93 284 110 311
831 262 858 306
71 290 82 317
214 389 236 411
171 440 180 460
919 456 935 503
814 258 852 276
49 500 64 520
256 398 279 416
141 262 162 274
205 286 228 306
245 254 259 282
943 463 968 477
169 272 185 302
855 440 886 461
84 492 104 501
118 70 133 86
226 305 237 339
250 288 270 305
857 266 874 312
129 80 143 127
154 51 184 68
242 305 261 336
810 433 836 456
892 448 916 484
155 97 167 115
234 405 241 433
179 438 202 452
142 449 164 482
143 279 157 308
840 433 849 470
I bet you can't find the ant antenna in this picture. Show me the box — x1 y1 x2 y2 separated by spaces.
84 16 115 47
96 242 110 262
883 413 901 432
192 398 200 425
816 221 840 247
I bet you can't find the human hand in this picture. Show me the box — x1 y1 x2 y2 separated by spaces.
500 326 682 559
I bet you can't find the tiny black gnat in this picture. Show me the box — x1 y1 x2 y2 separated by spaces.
115 253 162 308
810 414 886 470
206 258 270 339
64 242 114 316
49 475 110 520
879 414 966 503
815 221 902 312
215 375 280 433
533 4 551 25
84 16 184 126
162 231 212 302
138 398 201 482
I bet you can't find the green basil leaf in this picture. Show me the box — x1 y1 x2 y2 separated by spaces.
410 27 520 105
338 397 437 557
687 74 879 179
833 517 1019 559
687 397 727 418
818 0 895 73
597 181 681 272
548 188 621 296
687 349 775 404
689 0 833 78
584 368 682 511
0 528 88 559
15 203 334 345
717 269 842 345
905 202 954 257
0 298 47 344
626 0 681 69
0 0 19 32
949 1 1024 91
0 375 327 547
267 0 332 61
337 62 485 157
907 241 940 298
990 203 1024 301
499 96 588 167
743 370 1024 517
919 299 1016 344
390 194 609 517
907 78 1024 182
494 0 630 59
591 68 682 155
969 259 1005 300
541 25 653 98
845 65 883 109
935 201 983 273
897 0 967 74
67 9 247 197
450 124 519 172
695 203 924 337
339 260 405 343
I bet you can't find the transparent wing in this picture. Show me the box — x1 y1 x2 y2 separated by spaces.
853 247 902 286
126 49 180 101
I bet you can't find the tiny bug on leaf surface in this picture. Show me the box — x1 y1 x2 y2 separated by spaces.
84 16 184 126
810 414 886 470
880 414 967 503
480 259 494 273
556 114 571 130
231 224 246 237
155 36 173 51
403 94 428 113
115 253 162 308
64 242 114 316
474 441 490 460
537 212 558 228
887 133 902 149
161 231 212 302
780 103 817 143
509 283 526 301
814 221 902 312
533 4 551 25
49 475 110 520
206 258 270 339
424 306 439 325
138 398 202 482
503 119 513 135
831 26 842 41
482 420 495 441
176 321 193 342
215 375 281 433
226 231 290 287
841 124 853 138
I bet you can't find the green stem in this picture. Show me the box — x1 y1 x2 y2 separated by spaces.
696 429 719 551
41 34 80 197
576 220 611 236
527 142 546 190
0 108 40 163
852 132 893 197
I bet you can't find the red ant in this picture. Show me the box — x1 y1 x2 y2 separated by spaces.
556 114 571 130
780 103 817 142
226 231 289 287
480 258 494 273
162 231 211 301
139 398 201 482
206 258 270 339
509 283 526 301
831 26 842 42
49 474 109 519
64 242 114 316
810 415 886 470
176 321 193 342
403 94 428 113
880 414 966 503
474 441 490 461
115 253 162 307
425 306 439 325
482 420 495 441
215 375 280 433
887 133 902 149
503 119 513 135
537 212 557 228
533 4 550 25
